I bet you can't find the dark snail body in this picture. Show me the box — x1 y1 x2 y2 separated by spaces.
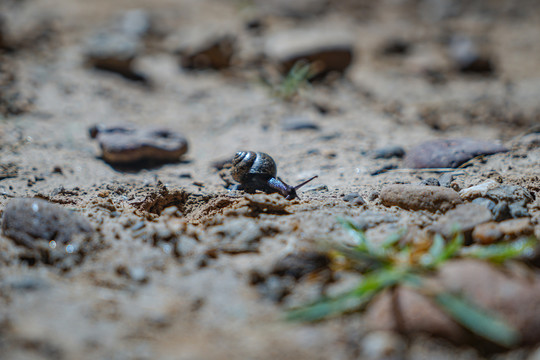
231 151 317 200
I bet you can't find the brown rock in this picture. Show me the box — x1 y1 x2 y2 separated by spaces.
429 203 493 240
90 124 188 164
473 218 534 244
472 222 503 244
366 286 467 343
170 27 236 70
404 138 508 169
380 184 462 212
439 260 540 345
264 27 354 78
367 260 540 346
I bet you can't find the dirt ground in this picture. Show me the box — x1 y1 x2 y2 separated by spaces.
1 0 540 359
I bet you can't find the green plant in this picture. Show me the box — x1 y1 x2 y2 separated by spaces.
288 218 538 347
271 61 313 101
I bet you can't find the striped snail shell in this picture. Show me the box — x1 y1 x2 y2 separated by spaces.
230 151 317 200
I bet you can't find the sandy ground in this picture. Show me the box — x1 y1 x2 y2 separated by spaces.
1 0 540 359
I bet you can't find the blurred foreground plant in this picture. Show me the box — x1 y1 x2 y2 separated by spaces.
288 217 538 347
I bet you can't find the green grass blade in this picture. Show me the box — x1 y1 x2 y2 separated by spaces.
287 268 405 322
460 237 538 263
286 290 372 322
434 292 520 347
337 217 369 249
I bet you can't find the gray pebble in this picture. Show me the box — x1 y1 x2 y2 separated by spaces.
281 116 320 131
343 192 366 206
372 145 405 159
471 197 496 211
492 201 512 222
419 177 440 186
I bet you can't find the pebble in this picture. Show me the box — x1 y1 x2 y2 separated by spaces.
304 184 328 193
1 198 94 265
84 31 144 81
404 138 508 169
264 27 354 78
419 177 440 186
471 197 496 212
89 124 188 164
484 185 534 205
343 192 366 206
472 218 534 244
428 203 493 240
380 184 462 212
372 145 405 159
170 27 235 70
449 35 495 75
272 251 330 279
281 116 320 131
492 201 512 221
379 38 411 56
458 179 500 200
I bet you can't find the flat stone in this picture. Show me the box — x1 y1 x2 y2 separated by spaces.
484 185 534 205
372 145 405 159
428 203 493 239
264 27 354 78
90 124 188 164
281 116 320 131
419 177 440 186
404 139 508 169
1 198 94 265
472 218 534 245
380 184 462 212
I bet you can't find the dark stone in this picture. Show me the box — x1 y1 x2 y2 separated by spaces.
372 146 405 159
380 39 411 56
419 178 440 186
492 201 512 222
449 35 495 76
404 138 508 169
272 251 330 279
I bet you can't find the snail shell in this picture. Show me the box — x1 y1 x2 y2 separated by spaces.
231 151 276 183
230 151 317 200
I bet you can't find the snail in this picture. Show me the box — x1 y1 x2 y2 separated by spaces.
231 151 317 200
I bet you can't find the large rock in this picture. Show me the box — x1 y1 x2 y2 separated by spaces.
380 184 462 212
1 198 94 266
404 139 508 169
366 260 540 346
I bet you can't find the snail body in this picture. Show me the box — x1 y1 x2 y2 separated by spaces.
231 151 317 200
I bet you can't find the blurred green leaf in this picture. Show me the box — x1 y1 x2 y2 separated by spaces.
460 237 538 263
434 292 520 347
288 267 405 322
